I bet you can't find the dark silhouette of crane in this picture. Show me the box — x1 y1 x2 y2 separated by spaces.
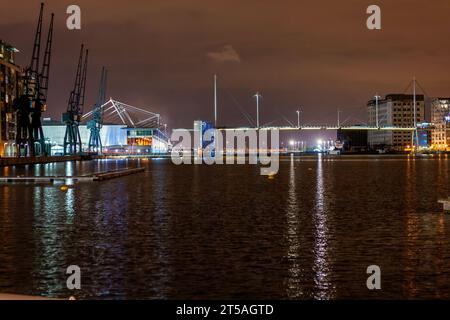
63 44 88 155
87 67 108 154
14 2 54 157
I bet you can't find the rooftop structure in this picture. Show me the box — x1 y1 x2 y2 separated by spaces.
82 98 161 129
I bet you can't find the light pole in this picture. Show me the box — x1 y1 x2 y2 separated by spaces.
412 77 419 151
296 109 300 128
214 74 218 127
253 92 262 128
374 94 381 128
337 109 342 127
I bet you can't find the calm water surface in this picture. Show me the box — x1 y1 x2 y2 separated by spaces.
1 155 450 299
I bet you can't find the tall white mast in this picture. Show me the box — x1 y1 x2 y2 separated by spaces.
413 76 419 150
254 92 262 128
375 94 380 128
337 108 341 127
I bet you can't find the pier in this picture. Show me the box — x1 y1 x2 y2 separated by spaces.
0 167 145 183
0 293 58 300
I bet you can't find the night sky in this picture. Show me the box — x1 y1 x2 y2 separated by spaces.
2 0 450 136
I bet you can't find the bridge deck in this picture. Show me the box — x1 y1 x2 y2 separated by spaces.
218 126 418 131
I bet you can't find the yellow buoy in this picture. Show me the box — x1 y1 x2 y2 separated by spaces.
60 185 69 192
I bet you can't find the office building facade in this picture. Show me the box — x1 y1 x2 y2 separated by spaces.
430 98 450 151
367 94 425 151
0 40 22 157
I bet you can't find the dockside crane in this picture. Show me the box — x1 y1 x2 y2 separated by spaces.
32 12 54 156
87 67 108 154
14 2 54 157
63 45 88 155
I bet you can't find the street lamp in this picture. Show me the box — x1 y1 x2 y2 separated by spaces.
317 139 323 151
253 92 262 128
296 109 300 128
374 94 381 128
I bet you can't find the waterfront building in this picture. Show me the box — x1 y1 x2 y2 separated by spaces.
337 128 368 152
0 40 22 157
430 98 450 151
126 128 168 153
193 120 214 154
417 124 432 149
42 118 168 155
367 94 425 151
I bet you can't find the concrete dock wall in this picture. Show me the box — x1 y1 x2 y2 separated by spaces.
0 156 82 167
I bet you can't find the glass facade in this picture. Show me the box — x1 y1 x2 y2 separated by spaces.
126 128 168 152
430 98 450 151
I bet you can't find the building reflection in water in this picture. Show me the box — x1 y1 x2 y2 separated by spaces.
403 155 449 298
1 184 11 216
313 155 335 299
65 161 74 176
285 155 303 298
32 186 67 296
150 166 170 298
93 180 130 297
436 155 449 297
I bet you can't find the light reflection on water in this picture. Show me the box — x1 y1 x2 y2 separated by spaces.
1 156 450 299
313 155 335 299
285 155 302 298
